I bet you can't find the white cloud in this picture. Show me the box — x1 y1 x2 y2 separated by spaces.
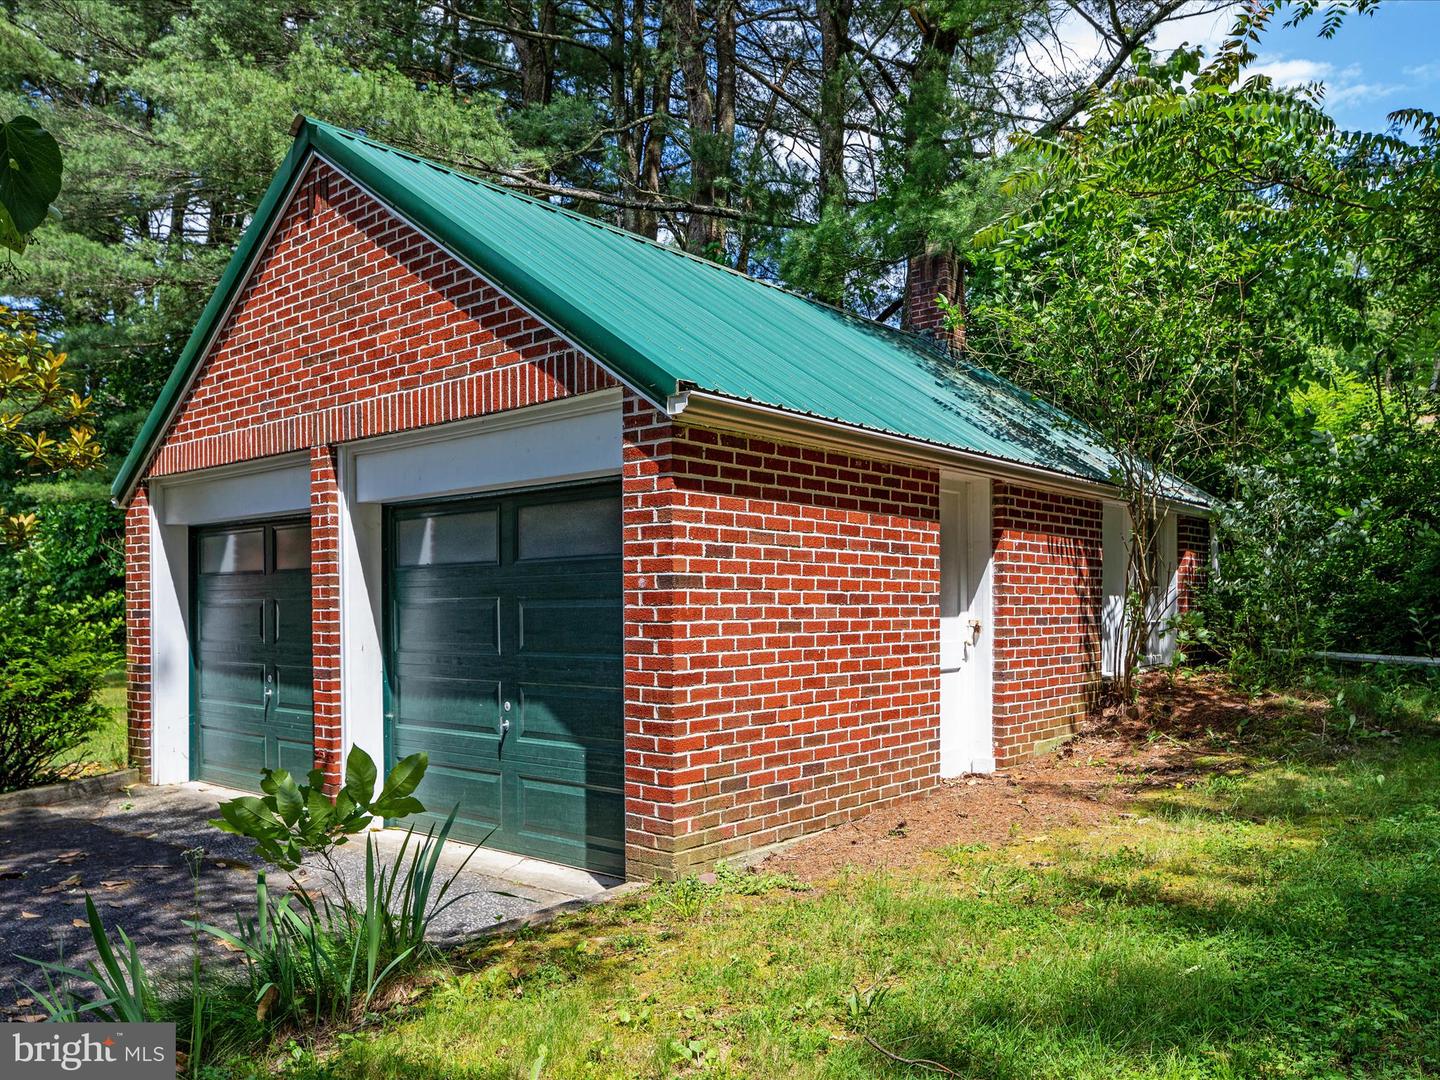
1249 57 1341 85
1248 55 1404 108
1326 80 1405 106
1404 62 1440 83
1148 3 1234 59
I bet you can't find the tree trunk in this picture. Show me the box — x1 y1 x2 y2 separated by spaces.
638 0 673 240
816 0 853 205
672 0 719 251
508 0 558 107
900 4 961 321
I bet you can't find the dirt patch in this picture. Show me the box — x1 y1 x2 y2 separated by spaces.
759 671 1318 882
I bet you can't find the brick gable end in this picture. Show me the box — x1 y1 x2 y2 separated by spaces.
144 160 614 480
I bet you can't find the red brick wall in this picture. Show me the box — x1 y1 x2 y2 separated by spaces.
309 447 342 789
146 160 613 478
991 483 1103 762
623 397 942 877
1177 514 1211 615
124 490 152 779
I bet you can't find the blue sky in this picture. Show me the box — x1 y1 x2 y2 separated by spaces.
1251 1 1440 132
1153 0 1440 133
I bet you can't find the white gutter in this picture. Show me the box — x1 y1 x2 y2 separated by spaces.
667 389 1212 514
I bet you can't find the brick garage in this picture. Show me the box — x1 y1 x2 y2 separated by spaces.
115 119 1210 880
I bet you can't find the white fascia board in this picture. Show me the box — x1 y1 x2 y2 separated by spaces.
670 389 1213 514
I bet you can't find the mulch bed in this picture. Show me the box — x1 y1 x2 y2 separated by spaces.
758 671 1321 882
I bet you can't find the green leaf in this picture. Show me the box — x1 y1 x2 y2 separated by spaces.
271 770 304 826
303 786 335 836
0 202 24 255
216 797 285 840
370 795 425 820
343 744 379 809
0 116 62 245
376 752 428 807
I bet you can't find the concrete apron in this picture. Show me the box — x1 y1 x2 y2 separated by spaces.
0 781 625 997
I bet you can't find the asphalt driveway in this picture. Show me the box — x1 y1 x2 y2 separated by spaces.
0 781 617 1005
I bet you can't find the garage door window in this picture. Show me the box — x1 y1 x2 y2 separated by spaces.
396 508 499 566
274 524 312 571
518 496 621 560
199 528 263 574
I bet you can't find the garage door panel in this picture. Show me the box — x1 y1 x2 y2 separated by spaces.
393 674 501 731
517 596 622 656
193 519 314 787
276 735 317 777
513 773 625 876
198 661 267 709
198 528 264 575
195 723 266 777
272 663 314 714
395 508 499 568
507 746 623 790
414 763 503 837
512 684 623 754
392 593 501 653
272 596 311 648
393 728 502 768
197 597 265 648
387 483 623 874
515 497 621 561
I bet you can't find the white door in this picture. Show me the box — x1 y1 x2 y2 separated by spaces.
1146 512 1179 665
1101 501 1130 679
939 480 993 775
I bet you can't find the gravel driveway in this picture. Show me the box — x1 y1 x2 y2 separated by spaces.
0 781 617 1005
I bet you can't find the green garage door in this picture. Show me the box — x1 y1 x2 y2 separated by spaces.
192 520 314 790
385 482 625 876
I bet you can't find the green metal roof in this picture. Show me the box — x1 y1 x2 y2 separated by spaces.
114 117 1210 508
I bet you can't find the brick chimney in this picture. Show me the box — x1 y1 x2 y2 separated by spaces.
903 249 965 351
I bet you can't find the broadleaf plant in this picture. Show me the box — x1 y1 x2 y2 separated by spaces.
0 115 62 254
211 745 428 871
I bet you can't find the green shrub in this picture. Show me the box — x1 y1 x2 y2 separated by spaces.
199 809 472 1029
1205 402 1440 679
0 480 123 606
210 745 428 872
0 589 122 791
201 747 474 1031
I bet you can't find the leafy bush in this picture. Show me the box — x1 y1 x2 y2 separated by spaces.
24 747 471 1074
211 745 428 871
0 480 123 606
0 589 122 791
203 747 473 1029
1206 417 1440 678
199 809 471 1028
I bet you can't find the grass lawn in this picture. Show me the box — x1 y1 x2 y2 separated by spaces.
53 675 128 775
256 673 1440 1079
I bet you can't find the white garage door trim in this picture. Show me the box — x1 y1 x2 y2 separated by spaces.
350 390 622 504
337 390 624 794
146 454 314 784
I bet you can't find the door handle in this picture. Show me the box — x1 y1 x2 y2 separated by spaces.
500 699 512 735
